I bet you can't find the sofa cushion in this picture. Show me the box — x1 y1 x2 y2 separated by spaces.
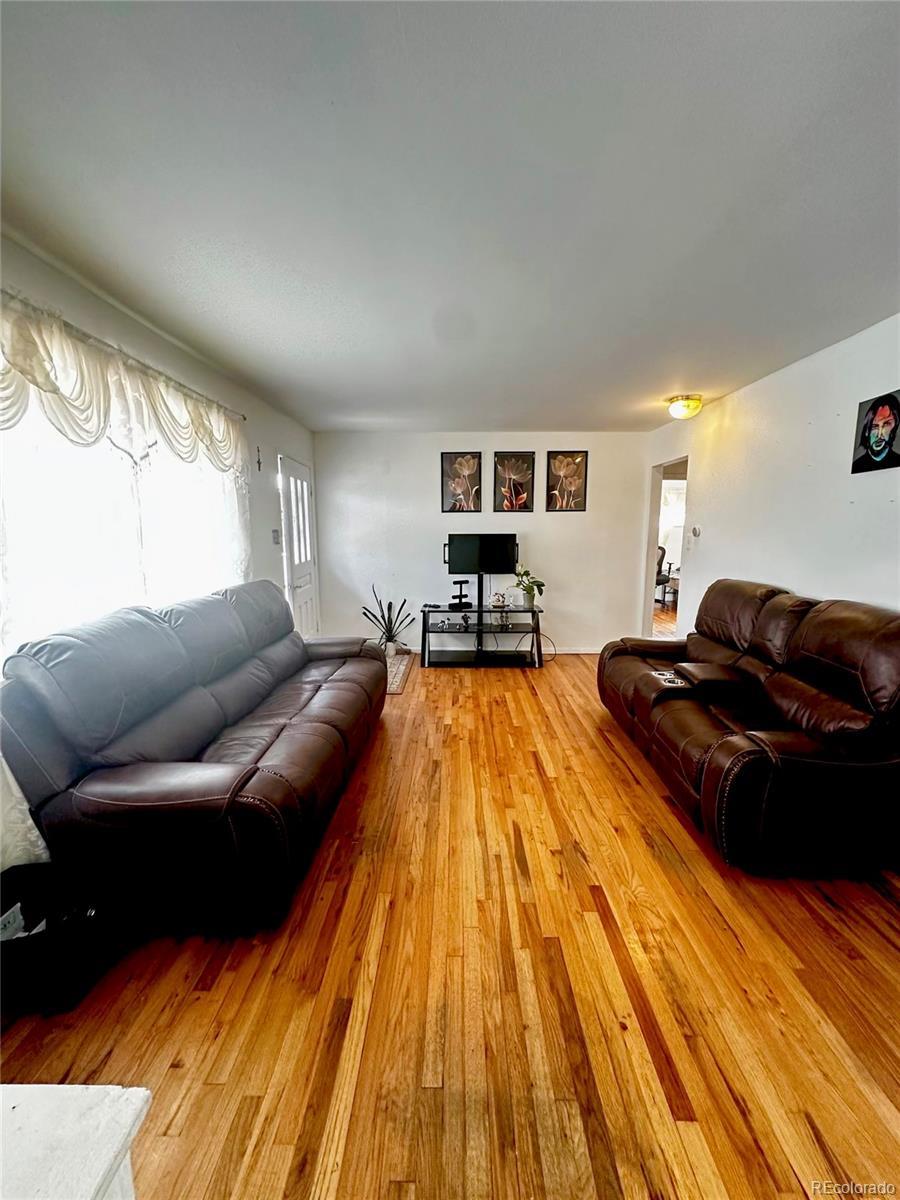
782 599 900 721
325 659 388 706
250 678 320 724
215 580 294 652
298 658 351 686
158 594 251 684
206 657 280 726
256 724 347 821
651 700 734 791
201 654 377 772
694 579 788 653
89 686 225 770
256 633 309 684
764 673 874 740
202 717 285 765
201 667 325 765
685 633 742 667
4 607 193 756
747 593 818 667
706 692 786 734
290 687 371 760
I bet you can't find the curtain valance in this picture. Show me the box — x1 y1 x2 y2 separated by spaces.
0 299 246 471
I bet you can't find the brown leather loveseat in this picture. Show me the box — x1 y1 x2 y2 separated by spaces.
598 579 900 874
0 580 386 930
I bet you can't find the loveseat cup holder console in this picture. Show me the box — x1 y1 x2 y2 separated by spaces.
650 670 688 687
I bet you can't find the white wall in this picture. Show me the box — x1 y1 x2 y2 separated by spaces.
644 314 900 634
314 432 648 652
1 236 314 586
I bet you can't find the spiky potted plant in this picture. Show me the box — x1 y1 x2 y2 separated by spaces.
361 586 414 658
514 565 545 610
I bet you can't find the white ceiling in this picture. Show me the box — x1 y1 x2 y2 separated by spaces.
2 2 898 432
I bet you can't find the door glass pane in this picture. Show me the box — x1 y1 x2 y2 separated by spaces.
301 478 311 563
290 476 300 565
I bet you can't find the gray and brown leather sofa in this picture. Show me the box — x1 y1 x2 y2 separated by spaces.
0 580 386 931
598 579 900 874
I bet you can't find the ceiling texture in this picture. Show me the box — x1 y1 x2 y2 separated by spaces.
2 2 898 431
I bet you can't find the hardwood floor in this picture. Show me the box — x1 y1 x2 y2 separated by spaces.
652 605 677 636
4 658 899 1199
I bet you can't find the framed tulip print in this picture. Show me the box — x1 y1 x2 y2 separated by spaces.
441 451 482 512
546 451 588 511
493 452 535 512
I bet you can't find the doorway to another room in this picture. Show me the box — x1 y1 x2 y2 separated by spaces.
646 457 688 637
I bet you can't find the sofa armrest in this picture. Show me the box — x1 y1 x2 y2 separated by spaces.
37 763 302 931
66 762 256 824
47 763 298 847
304 637 386 664
700 732 900 872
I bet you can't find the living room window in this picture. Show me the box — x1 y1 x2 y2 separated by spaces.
0 301 251 655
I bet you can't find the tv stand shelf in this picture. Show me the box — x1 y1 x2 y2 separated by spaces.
420 603 544 669
437 620 535 635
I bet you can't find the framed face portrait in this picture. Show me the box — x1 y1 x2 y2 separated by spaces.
546 451 588 511
441 451 482 511
493 452 535 512
851 392 900 474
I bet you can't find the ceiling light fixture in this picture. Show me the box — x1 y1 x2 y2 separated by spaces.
667 394 703 420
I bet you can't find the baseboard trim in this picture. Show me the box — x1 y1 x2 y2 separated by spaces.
550 647 604 655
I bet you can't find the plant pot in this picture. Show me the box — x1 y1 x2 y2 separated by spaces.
520 593 534 610
384 641 397 659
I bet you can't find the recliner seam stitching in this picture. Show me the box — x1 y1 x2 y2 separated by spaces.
72 792 233 806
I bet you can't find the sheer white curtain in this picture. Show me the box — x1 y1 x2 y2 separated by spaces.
0 300 252 657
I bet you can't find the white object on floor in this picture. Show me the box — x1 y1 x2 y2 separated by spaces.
0 755 51 873
1 1084 151 1200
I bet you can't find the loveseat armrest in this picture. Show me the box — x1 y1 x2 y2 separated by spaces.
598 637 688 684
620 636 687 658
674 662 745 688
700 731 900 873
304 637 386 664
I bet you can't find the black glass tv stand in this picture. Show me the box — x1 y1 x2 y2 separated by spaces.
420 602 544 668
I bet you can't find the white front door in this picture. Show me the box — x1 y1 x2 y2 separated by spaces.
278 455 320 636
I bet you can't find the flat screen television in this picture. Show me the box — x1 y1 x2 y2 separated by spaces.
446 533 517 574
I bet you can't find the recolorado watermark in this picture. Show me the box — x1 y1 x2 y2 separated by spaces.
810 1185 896 1197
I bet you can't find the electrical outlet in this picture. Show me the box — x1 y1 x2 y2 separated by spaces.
272 529 281 545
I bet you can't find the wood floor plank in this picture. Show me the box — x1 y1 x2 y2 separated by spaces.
309 891 390 1200
3 657 899 1200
